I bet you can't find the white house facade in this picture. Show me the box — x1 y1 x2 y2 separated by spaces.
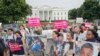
28 5 68 21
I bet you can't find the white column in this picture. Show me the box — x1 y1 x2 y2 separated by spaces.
43 10 44 21
48 10 49 21
38 11 39 18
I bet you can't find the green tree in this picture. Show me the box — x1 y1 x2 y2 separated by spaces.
82 0 100 20
77 6 84 17
68 8 77 19
0 0 32 23
68 0 100 21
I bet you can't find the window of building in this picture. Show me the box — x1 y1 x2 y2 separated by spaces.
61 17 63 19
57 13 59 15
61 12 63 15
58 17 59 20
65 17 66 19
35 13 37 16
54 12 55 15
65 12 66 15
54 17 56 20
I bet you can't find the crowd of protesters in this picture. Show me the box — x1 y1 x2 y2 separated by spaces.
0 23 100 56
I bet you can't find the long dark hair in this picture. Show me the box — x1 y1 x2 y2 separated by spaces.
53 31 60 37
88 29 98 38
67 32 74 39
75 26 83 33
88 29 100 41
15 31 22 37
19 25 25 30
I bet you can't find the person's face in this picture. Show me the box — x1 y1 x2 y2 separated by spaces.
20 26 24 30
75 27 81 33
86 31 94 40
15 33 21 38
59 36 63 41
60 29 63 32
52 32 58 39
81 47 92 56
67 33 73 41
72 28 75 32
7 30 13 35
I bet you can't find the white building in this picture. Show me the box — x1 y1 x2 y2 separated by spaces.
28 5 68 21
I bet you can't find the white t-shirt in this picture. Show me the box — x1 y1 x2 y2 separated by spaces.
74 33 86 41
7 34 14 40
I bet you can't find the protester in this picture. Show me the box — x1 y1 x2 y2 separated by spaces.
0 20 100 56
19 25 30 56
19 25 26 38
65 32 74 56
86 29 100 43
6 28 15 56
74 26 86 41
51 31 71 56
81 23 87 32
47 31 59 56
55 33 65 56
12 31 25 56
0 27 6 56
55 33 68 56
52 31 59 41
0 37 5 56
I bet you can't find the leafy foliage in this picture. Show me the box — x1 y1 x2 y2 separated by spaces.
0 0 32 23
68 0 100 21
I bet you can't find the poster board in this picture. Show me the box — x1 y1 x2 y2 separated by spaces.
76 18 83 23
28 17 41 27
53 20 68 29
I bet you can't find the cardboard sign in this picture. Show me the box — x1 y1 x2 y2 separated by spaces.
28 18 41 27
84 22 93 28
76 18 83 23
53 20 68 29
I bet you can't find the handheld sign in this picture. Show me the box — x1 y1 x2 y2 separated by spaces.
83 22 93 28
53 20 68 29
28 18 41 27
76 18 83 23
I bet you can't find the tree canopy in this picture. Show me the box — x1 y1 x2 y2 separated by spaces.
0 0 32 23
68 0 100 21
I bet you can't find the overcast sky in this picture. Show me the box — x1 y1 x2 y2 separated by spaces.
26 0 85 10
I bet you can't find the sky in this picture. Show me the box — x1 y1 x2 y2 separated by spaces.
26 0 85 10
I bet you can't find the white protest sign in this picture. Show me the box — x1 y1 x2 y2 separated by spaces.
42 30 54 38
76 18 83 23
